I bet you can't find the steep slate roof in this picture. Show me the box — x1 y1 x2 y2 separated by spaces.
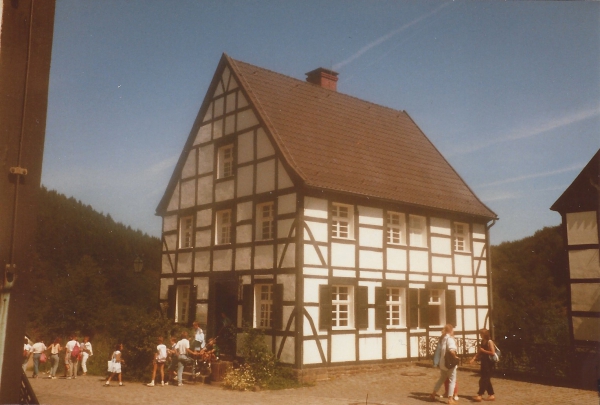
227 55 496 219
551 149 600 214
157 54 496 220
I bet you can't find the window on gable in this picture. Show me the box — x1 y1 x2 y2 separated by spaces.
332 203 353 239
218 144 234 179
386 287 406 327
453 222 470 252
387 212 406 245
256 202 275 240
216 210 232 245
179 216 193 248
409 215 427 247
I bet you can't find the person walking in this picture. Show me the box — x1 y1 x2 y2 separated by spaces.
147 337 167 386
430 324 459 405
65 335 80 379
80 336 93 376
175 331 194 386
105 343 125 386
48 337 62 379
30 339 47 378
470 328 496 402
22 338 32 373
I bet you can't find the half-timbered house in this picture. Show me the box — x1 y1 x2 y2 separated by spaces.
156 54 497 377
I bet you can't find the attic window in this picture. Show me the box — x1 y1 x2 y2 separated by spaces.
332 203 354 239
218 144 234 179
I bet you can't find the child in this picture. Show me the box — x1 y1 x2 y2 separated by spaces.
105 343 124 387
165 337 178 385
147 337 167 386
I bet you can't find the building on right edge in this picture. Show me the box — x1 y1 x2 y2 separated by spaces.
550 148 600 387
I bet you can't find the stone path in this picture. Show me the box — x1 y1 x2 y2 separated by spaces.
29 365 597 405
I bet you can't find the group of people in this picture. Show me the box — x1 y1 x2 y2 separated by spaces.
23 335 93 379
430 324 497 404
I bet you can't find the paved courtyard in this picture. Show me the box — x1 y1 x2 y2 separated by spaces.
29 364 596 405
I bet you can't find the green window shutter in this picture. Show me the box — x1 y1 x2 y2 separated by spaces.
420 289 430 328
272 284 284 329
445 289 457 327
319 285 332 330
242 284 254 328
375 287 386 329
408 289 419 328
167 285 176 320
356 286 369 329
188 285 197 326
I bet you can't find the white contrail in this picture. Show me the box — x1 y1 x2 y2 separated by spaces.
479 163 585 188
333 2 451 70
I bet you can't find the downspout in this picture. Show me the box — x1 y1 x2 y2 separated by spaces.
486 219 496 340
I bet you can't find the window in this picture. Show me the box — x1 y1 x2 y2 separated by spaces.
387 212 406 245
257 202 275 240
332 203 353 239
409 215 427 247
255 285 273 328
179 216 193 248
453 222 470 252
386 287 406 327
331 285 353 329
428 290 445 327
176 285 190 323
218 144 234 178
409 288 454 329
216 210 232 244
167 284 196 325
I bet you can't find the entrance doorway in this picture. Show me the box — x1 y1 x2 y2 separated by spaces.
210 278 238 356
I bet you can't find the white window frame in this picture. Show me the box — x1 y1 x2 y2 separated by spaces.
387 211 406 245
331 203 354 239
409 215 427 247
453 222 470 252
175 284 190 324
218 144 234 179
254 284 273 328
428 289 445 327
332 285 354 329
256 202 275 240
215 210 232 245
179 216 193 248
386 287 406 328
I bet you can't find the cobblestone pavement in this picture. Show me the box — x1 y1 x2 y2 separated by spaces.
29 365 597 405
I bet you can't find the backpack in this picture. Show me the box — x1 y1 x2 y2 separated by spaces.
71 343 81 359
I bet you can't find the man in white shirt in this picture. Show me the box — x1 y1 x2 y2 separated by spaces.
430 324 460 405
65 335 80 379
30 339 47 378
22 338 32 372
175 331 194 386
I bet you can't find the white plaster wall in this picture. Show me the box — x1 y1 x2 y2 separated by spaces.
451 286 462 308
463 286 476 306
567 211 599 245
236 201 252 222
431 236 451 255
463 308 477 330
196 277 209 300
472 223 486 240
182 150 196 178
571 283 600 312
304 267 328 277
569 249 600 278
213 249 232 271
359 270 382 279
236 165 253 197
237 109 259 132
386 248 407 271
197 176 213 205
278 218 295 239
305 221 328 243
195 230 211 247
358 206 383 226
164 234 177 251
277 243 295 268
386 332 407 359
304 278 327 303
359 227 383 248
254 245 274 269
409 274 428 282
473 241 487 258
477 286 489 306
235 247 251 270
202 102 213 122
278 274 296 301
178 252 192 273
430 217 451 235
256 159 275 194
196 209 212 227
180 179 196 208
236 224 252 244
304 197 328 219
303 339 327 364
409 250 429 272
331 334 355 362
432 256 452 274
278 160 294 189
256 128 275 159
224 114 235 136
160 278 174 299
478 308 488 330
282 306 295 331
163 215 177 232
386 272 406 281
572 316 600 342
332 243 355 267
304 244 325 266
410 336 419 357
213 119 223 139
237 131 254 164
359 337 382 361
215 179 234 202
474 259 487 277
167 186 179 212
455 309 464 331
359 250 383 270
276 336 295 364
333 269 356 278
194 251 210 272
278 193 296 214
454 254 473 276
194 123 211 145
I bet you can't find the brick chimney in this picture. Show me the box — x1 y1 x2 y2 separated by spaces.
305 68 339 91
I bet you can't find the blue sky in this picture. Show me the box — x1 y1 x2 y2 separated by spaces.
43 0 600 244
